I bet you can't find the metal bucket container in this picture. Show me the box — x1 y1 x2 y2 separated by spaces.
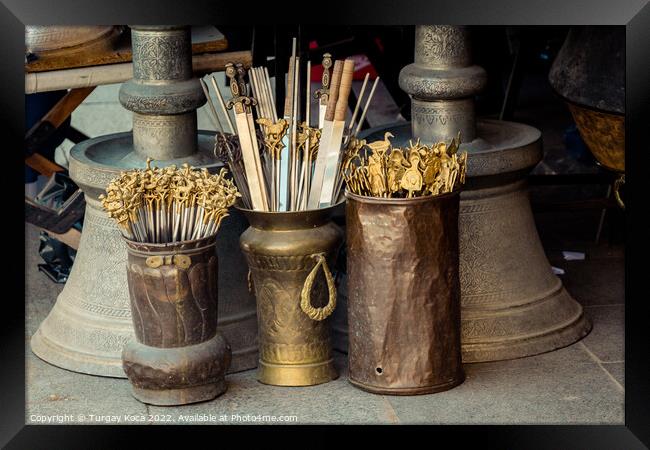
121 234 231 406
346 191 465 395
238 204 344 386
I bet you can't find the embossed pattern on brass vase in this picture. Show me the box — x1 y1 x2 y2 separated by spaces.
346 191 465 395
238 203 343 386
122 234 231 406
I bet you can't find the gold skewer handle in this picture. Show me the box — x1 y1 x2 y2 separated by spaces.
315 52 333 102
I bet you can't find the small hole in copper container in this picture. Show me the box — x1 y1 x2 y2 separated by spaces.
376 367 383 375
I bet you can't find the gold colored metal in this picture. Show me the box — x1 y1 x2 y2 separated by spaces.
367 148 388 197
145 255 163 268
257 118 289 160
566 102 625 209
300 253 337 321
314 52 333 104
614 174 625 210
306 126 322 161
567 102 625 172
344 132 466 199
173 254 192 269
400 152 423 197
238 202 343 386
566 103 624 173
99 162 239 243
366 131 394 154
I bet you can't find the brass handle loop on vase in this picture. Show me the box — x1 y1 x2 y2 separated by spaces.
614 174 625 210
300 253 337 321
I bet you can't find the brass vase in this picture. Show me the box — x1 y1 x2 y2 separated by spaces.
122 234 231 406
238 204 344 386
346 191 465 395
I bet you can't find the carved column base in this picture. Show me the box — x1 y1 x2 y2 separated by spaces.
132 112 198 160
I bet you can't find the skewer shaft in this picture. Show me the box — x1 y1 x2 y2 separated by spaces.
210 76 235 134
289 56 300 210
348 73 370 131
297 60 312 210
200 78 224 132
354 76 380 137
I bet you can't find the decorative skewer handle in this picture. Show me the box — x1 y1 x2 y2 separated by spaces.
335 59 355 122
225 63 254 113
324 60 344 122
236 63 257 107
315 53 333 102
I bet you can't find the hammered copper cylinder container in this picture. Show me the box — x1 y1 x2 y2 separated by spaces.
346 191 464 395
121 235 232 406
238 204 344 387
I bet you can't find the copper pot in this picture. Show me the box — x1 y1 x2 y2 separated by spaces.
238 203 344 386
122 235 231 406
346 191 465 395
549 26 625 206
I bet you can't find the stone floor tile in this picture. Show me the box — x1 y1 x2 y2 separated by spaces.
26 350 147 425
581 306 624 362
146 353 397 425
387 360 624 424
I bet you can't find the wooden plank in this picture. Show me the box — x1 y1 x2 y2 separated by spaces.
26 50 252 94
26 26 229 73
25 153 65 177
41 87 95 128
44 227 81 250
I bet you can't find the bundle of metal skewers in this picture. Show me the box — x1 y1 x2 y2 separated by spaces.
200 38 380 212
343 132 468 198
99 159 240 243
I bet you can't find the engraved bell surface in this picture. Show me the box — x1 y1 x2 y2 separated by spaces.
335 25 591 362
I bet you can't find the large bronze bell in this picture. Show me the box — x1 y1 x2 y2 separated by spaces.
31 26 258 377
336 25 591 362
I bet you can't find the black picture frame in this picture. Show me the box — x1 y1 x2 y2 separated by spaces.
3 0 649 447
